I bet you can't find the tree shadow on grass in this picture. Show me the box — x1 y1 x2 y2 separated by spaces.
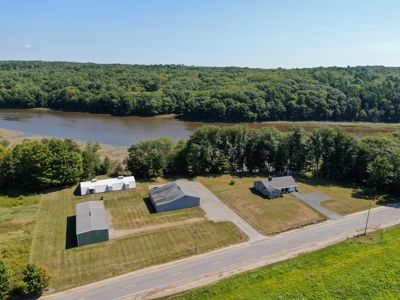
231 172 270 179
198 172 265 181
294 175 349 188
65 216 78 249
143 197 156 214
10 292 42 300
351 188 400 207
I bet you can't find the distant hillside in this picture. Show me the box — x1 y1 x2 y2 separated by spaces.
1 61 400 122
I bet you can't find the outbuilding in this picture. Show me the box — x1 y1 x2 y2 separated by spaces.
254 176 297 197
79 176 136 196
76 201 109 247
149 181 200 213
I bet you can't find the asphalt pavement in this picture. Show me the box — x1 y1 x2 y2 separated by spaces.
293 191 344 220
52 204 400 300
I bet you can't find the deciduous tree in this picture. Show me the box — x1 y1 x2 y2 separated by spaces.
0 260 12 300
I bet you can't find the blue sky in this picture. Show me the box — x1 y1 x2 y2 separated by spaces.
1 0 399 68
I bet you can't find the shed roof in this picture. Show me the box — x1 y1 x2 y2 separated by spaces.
80 176 135 188
259 176 297 189
149 181 199 206
76 201 109 234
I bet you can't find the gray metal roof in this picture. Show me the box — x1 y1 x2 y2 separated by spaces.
266 184 280 192
258 176 297 189
149 181 199 206
76 201 109 235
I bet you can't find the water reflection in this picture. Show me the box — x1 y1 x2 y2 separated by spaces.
0 109 398 147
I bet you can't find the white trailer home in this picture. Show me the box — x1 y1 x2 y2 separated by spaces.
79 176 136 196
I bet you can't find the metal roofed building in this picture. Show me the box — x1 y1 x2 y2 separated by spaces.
79 176 136 196
149 181 200 213
76 201 109 246
254 176 298 197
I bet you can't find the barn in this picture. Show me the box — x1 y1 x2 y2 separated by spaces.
79 176 136 196
149 181 200 213
254 176 297 197
76 201 109 246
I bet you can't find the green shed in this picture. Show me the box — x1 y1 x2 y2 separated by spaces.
76 201 109 247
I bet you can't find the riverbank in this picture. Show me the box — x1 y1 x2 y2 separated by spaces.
11 108 400 129
0 127 129 162
1 109 399 147
258 120 400 129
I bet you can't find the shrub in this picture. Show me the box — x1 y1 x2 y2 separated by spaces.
23 264 50 295
0 260 12 300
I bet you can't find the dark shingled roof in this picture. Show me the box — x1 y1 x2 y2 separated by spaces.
76 201 108 235
259 176 297 189
149 181 199 205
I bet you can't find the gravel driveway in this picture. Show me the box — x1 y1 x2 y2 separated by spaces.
187 181 265 242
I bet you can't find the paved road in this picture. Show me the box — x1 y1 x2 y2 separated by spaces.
188 181 265 242
53 204 400 300
293 191 343 220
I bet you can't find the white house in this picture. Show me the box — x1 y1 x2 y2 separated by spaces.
80 176 136 196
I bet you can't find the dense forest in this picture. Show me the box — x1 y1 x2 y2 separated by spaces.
1 61 400 122
2 125 400 194
125 125 400 194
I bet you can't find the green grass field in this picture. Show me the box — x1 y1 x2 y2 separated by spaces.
29 181 247 291
104 178 205 231
0 192 40 284
164 226 400 300
197 175 326 235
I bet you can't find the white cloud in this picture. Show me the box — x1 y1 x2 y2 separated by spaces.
24 44 32 48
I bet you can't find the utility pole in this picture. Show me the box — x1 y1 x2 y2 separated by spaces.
364 200 372 236
195 222 198 254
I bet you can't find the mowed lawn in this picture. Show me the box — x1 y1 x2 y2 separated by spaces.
30 181 247 291
165 226 400 300
197 175 326 235
294 176 393 215
104 178 205 230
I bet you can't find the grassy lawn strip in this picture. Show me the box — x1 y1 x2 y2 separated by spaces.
0 193 40 283
104 178 205 230
164 226 400 300
197 175 326 235
295 176 396 215
30 181 247 291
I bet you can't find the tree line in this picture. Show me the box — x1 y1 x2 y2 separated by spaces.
1 61 400 122
1 125 399 193
125 125 400 193
0 139 111 190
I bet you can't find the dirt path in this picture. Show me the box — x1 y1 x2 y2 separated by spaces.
115 217 205 238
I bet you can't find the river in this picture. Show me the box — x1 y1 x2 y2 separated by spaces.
0 109 398 147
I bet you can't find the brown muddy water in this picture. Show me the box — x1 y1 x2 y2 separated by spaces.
0 109 398 147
